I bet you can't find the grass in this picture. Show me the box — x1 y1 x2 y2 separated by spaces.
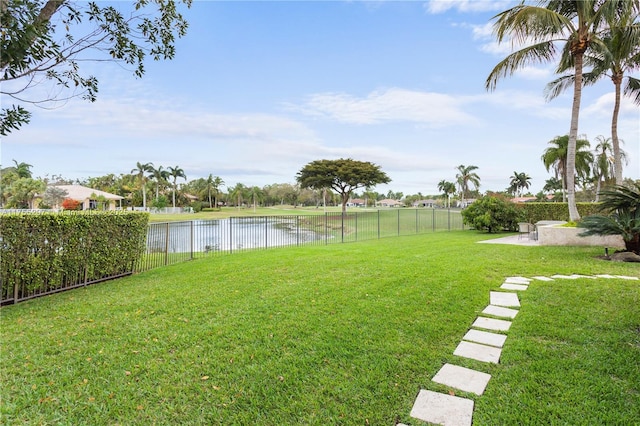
1 231 638 425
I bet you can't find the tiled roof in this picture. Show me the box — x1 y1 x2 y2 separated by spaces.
52 185 124 201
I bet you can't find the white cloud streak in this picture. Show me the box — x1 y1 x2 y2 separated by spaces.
291 88 480 127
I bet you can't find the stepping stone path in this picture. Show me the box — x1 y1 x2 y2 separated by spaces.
405 273 639 426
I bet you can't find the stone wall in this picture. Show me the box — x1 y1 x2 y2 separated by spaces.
537 224 625 249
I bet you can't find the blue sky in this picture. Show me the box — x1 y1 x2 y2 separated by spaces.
3 0 639 196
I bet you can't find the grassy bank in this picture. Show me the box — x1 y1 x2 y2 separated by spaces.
148 205 358 222
1 232 638 424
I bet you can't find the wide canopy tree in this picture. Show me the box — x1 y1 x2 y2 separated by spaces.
296 158 391 214
0 0 191 136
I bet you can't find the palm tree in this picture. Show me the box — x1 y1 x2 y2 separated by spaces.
229 183 247 209
593 136 629 199
486 0 621 221
131 162 154 209
541 135 593 202
545 5 640 185
543 177 563 194
247 186 264 213
455 165 480 203
509 171 532 197
212 176 225 209
11 159 33 178
149 165 169 202
167 166 186 208
437 179 456 208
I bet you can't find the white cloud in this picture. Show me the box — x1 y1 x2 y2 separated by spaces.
424 0 514 14
291 88 479 127
54 97 317 144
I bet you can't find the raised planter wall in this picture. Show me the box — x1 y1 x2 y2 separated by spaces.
537 225 625 249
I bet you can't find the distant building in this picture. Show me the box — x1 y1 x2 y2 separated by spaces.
378 199 403 208
47 184 124 210
412 199 438 208
346 198 366 207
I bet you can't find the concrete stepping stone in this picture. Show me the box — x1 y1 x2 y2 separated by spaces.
432 363 492 395
463 329 507 348
489 291 520 307
482 305 518 319
505 276 531 284
472 316 511 331
616 275 639 280
596 274 617 279
551 274 578 279
410 389 474 426
532 276 554 281
454 341 502 363
500 283 528 291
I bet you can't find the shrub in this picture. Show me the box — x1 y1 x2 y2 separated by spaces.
515 202 602 223
461 196 521 233
1 211 149 303
61 198 81 210
152 195 169 209
578 183 640 253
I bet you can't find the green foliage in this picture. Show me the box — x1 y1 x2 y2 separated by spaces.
1 233 638 424
1 0 191 135
296 158 391 213
461 196 520 233
0 211 149 302
578 183 640 253
515 202 602 223
152 195 169 209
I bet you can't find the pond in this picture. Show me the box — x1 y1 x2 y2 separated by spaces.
146 218 327 253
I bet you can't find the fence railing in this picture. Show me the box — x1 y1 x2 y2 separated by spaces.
136 208 464 272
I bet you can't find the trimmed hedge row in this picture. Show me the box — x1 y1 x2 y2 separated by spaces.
515 202 603 224
1 211 149 304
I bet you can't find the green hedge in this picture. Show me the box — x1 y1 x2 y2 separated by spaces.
515 203 603 223
1 211 149 304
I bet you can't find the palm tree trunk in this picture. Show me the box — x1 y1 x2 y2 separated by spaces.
611 75 623 185
566 52 584 222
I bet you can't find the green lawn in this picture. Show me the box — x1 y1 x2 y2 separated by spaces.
1 232 638 425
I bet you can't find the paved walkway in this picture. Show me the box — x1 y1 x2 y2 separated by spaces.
400 273 639 426
477 234 540 246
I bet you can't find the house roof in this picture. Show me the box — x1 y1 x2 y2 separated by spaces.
52 185 124 201
378 199 402 205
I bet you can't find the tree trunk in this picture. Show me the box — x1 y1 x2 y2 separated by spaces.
341 192 349 215
611 74 623 185
566 52 584 222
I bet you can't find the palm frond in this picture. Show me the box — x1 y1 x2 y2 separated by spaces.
486 41 556 91
623 76 640 104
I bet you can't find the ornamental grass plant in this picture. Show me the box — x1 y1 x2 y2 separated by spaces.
1 231 638 425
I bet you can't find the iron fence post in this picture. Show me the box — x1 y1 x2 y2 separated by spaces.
164 222 169 265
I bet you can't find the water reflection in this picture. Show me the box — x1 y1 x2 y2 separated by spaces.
146 218 326 253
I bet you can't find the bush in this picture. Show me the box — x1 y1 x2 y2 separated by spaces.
578 183 640 253
515 202 602 223
1 211 149 303
152 195 169 209
61 198 81 210
461 196 521 233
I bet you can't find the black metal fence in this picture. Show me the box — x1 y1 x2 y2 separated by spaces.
136 209 464 272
